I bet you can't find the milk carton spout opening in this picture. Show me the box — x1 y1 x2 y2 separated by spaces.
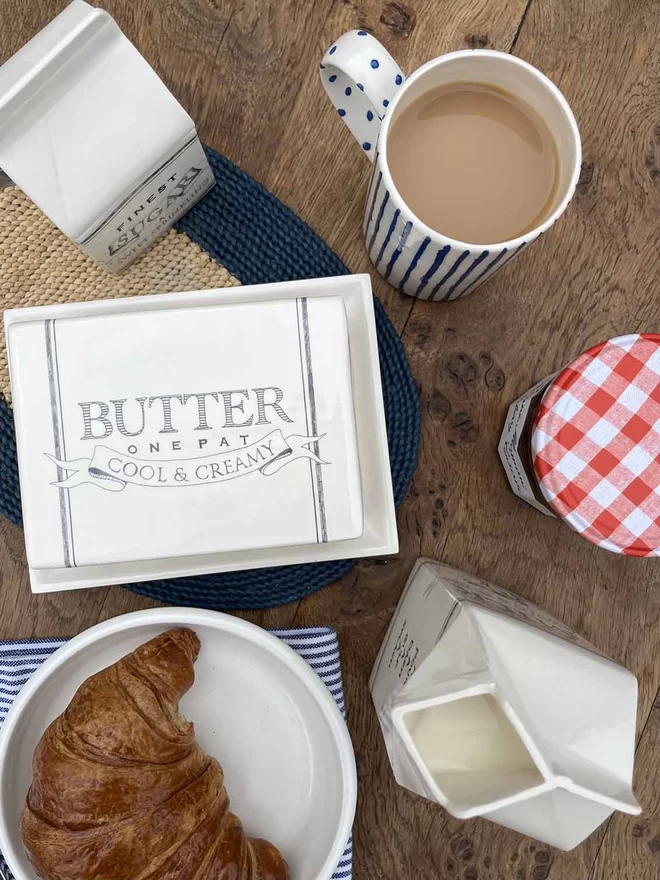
0 0 215 272
398 693 545 812
371 559 642 851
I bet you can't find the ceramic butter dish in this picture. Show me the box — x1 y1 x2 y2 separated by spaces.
7 290 364 590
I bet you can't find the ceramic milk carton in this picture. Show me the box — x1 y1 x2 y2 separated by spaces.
370 559 641 850
0 1 214 272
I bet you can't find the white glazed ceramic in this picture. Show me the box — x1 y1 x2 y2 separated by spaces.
371 559 641 850
0 1 214 272
320 32 582 301
4 274 398 593
0 608 357 880
9 296 362 571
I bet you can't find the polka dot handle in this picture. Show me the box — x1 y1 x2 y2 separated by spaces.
320 30 405 162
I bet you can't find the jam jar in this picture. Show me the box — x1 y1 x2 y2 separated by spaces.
499 334 660 556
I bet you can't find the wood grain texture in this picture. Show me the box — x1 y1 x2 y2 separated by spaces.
1 0 660 878
590 692 660 880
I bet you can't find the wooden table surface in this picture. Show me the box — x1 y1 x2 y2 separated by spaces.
2 0 660 878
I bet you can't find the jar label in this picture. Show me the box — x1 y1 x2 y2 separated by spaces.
498 375 556 516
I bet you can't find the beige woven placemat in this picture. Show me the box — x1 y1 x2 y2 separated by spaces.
0 187 240 402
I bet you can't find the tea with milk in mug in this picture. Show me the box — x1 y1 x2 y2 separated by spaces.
387 82 560 245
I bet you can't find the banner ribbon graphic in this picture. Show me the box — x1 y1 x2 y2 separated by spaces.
46 430 327 492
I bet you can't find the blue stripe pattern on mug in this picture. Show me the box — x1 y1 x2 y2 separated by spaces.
415 244 451 297
362 166 382 236
362 158 539 300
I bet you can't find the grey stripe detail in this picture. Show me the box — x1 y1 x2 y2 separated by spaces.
299 298 328 543
296 299 319 543
45 321 75 567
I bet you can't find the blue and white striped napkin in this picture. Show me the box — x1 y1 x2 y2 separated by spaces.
0 626 352 880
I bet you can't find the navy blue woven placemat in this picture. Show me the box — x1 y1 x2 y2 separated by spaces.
0 146 420 609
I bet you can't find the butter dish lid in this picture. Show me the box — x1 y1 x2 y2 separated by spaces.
7 294 363 570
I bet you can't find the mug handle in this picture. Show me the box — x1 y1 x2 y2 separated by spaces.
320 30 405 163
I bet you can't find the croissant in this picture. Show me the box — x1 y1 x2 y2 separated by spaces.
20 628 290 880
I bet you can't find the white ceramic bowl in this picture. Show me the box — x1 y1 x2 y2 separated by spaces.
0 609 357 880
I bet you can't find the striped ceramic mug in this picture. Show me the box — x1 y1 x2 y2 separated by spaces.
320 33 581 301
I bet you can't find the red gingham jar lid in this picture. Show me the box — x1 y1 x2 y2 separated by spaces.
531 334 660 556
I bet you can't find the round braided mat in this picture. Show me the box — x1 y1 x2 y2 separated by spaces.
0 146 420 609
